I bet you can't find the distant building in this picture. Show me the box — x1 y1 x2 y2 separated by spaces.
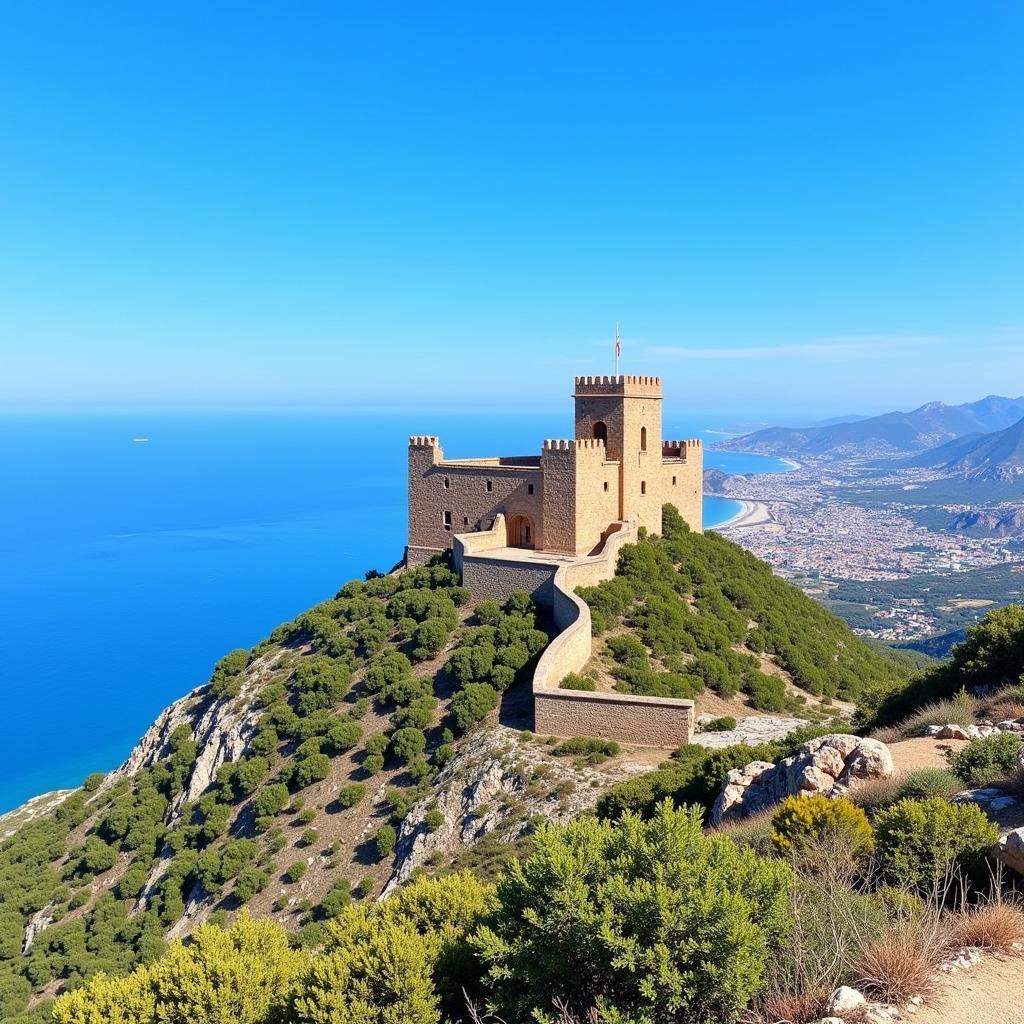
406 373 702 565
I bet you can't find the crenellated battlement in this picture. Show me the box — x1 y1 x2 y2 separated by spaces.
662 438 702 460
573 374 662 397
408 435 440 448
542 437 607 452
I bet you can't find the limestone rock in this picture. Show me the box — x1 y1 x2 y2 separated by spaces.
827 985 867 1014
383 726 649 895
996 827 1024 875
938 724 971 740
710 734 895 825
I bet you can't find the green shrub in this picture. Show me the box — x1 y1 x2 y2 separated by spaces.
234 868 269 902
896 767 963 802
290 753 331 789
83 772 105 792
770 795 874 858
335 783 367 809
300 828 319 847
320 880 352 919
949 732 1024 785
412 618 452 662
558 673 596 692
704 715 737 732
450 683 498 732
472 800 791 1024
874 797 999 890
253 783 290 819
375 825 398 861
475 600 503 627
391 727 427 764
284 860 308 884
424 810 444 832
363 753 385 776
552 736 620 759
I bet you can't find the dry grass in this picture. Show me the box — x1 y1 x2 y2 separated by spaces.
946 901 1024 953
847 774 902 816
871 696 977 743
854 927 943 1004
751 984 830 1024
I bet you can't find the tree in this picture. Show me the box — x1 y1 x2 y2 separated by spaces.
472 800 791 1024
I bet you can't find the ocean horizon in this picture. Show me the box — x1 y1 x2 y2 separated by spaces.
0 409 788 813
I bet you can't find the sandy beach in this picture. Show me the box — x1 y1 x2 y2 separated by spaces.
714 499 774 530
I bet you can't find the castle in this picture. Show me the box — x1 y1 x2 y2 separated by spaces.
406 374 702 566
405 372 702 747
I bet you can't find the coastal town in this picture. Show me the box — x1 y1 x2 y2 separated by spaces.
712 460 1024 643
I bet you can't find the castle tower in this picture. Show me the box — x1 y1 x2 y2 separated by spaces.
573 375 664 536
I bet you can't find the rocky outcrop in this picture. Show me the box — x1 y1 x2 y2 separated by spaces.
996 827 1024 876
693 714 809 749
710 734 895 825
926 718 1024 740
108 649 276 814
383 726 649 895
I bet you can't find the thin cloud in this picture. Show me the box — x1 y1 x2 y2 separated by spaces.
646 335 942 360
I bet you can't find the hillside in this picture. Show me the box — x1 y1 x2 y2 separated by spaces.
716 395 1024 458
0 515 910 1022
906 417 1024 482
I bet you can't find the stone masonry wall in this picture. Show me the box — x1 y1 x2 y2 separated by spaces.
662 439 703 533
408 437 544 554
460 557 558 604
531 520 695 747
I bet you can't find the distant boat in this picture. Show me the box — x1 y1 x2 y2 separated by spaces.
132 438 150 443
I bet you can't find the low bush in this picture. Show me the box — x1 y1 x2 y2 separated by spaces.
557 673 596 692
375 825 397 860
552 736 620 759
896 767 962 802
335 783 366 809
874 797 999 891
848 774 903 816
284 860 308 884
771 795 874 860
704 715 737 732
450 683 498 733
949 732 1024 785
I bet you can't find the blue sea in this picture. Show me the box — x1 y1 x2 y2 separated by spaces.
0 410 787 812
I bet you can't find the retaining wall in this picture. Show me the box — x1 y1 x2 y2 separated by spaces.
531 520 695 746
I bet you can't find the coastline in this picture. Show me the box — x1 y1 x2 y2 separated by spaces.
712 498 773 530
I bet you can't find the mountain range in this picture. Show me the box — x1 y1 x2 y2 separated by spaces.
716 395 1024 459
901 416 1024 482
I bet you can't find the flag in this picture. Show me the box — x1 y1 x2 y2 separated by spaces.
615 322 621 359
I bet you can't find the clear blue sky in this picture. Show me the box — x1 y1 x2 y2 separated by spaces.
1 2 1021 416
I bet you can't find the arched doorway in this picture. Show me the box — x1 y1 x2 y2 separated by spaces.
508 514 535 548
593 421 608 443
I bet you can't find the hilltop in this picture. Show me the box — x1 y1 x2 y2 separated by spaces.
0 509 913 1022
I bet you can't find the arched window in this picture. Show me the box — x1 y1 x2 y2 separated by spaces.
640 426 647 451
593 421 608 443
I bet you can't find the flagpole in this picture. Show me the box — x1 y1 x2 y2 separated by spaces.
615 322 620 378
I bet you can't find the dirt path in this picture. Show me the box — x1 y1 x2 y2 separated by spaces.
914 954 1024 1024
887 736 969 774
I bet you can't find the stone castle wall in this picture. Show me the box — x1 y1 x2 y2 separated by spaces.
540 439 620 554
530 520 695 747
661 438 703 532
408 437 544 557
